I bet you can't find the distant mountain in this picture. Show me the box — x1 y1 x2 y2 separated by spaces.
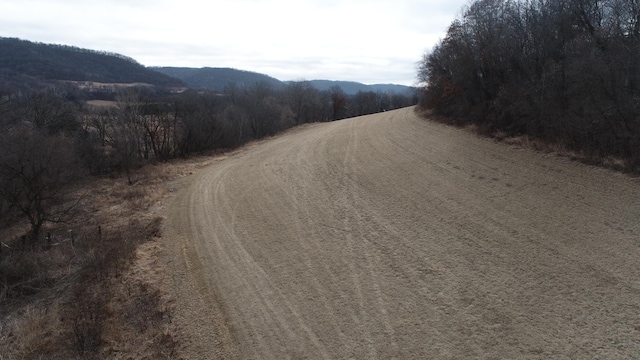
0 38 413 95
153 67 283 92
155 67 415 95
0 37 184 87
300 80 414 95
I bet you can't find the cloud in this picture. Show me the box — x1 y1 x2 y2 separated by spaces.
0 0 468 85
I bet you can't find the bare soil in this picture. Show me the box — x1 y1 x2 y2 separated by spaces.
85 99 117 108
162 107 640 359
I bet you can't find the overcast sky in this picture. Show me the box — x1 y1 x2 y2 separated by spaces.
0 0 468 86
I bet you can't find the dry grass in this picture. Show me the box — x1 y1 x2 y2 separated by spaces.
413 106 432 119
501 134 567 153
498 133 631 171
0 305 63 359
415 108 634 173
101 241 178 359
0 154 218 359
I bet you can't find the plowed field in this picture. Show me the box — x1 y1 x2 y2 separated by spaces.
163 107 640 359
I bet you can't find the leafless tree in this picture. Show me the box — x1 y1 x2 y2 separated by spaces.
285 80 323 124
419 0 640 163
330 86 347 120
0 129 79 246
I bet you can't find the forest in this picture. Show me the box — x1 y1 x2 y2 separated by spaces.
418 0 640 168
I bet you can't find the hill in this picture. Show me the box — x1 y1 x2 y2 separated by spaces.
154 67 414 95
0 38 413 95
153 67 284 92
300 80 413 95
0 37 184 87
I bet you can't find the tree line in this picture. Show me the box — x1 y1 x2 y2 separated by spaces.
0 81 416 244
418 0 640 166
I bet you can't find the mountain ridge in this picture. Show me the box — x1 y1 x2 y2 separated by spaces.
0 37 414 95
296 79 413 95
154 66 415 95
152 66 284 92
0 37 184 87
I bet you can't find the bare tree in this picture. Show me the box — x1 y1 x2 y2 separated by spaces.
330 86 347 120
0 129 79 247
25 91 80 134
285 80 323 124
105 90 145 184
419 0 640 163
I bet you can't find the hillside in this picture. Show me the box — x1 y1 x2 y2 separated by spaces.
0 37 183 87
153 67 284 92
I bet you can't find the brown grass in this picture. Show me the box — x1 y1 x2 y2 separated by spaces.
414 108 634 173
498 133 631 171
413 106 432 119
1 305 63 359
0 154 217 359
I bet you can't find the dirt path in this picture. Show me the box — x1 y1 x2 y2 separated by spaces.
162 107 640 359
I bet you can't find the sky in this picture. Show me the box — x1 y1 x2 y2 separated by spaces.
0 0 469 86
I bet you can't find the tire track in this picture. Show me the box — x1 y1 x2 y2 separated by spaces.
164 107 640 359
341 117 378 359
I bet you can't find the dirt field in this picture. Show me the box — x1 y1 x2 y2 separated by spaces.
162 107 640 359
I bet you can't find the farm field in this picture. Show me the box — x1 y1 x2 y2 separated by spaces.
162 107 640 359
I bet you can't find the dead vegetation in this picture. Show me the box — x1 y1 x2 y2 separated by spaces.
488 128 631 172
0 155 214 359
417 108 634 174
